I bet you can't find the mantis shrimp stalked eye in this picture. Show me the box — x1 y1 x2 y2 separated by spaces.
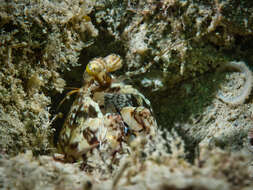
86 58 105 77
85 54 123 87
103 54 123 72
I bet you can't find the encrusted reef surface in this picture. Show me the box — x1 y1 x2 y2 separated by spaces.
1 0 253 189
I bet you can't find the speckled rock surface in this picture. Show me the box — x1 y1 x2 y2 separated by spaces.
1 138 252 190
1 0 253 189
0 0 97 155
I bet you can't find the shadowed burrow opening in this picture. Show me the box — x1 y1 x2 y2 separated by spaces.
50 32 126 146
135 70 222 161
133 64 252 162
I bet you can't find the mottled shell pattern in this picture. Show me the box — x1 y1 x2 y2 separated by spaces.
58 54 157 164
